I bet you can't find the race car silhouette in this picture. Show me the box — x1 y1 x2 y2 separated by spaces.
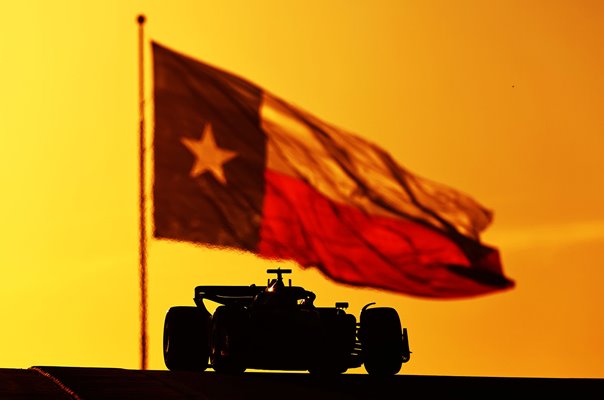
163 268 411 375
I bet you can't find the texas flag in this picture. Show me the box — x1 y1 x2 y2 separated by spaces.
151 41 514 298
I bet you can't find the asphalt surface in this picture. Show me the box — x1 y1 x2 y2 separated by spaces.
0 366 601 399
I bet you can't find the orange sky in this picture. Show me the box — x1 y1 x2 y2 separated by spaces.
0 0 603 378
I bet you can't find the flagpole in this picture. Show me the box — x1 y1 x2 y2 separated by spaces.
136 13 148 371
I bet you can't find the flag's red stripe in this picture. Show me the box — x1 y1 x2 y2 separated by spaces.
258 170 503 298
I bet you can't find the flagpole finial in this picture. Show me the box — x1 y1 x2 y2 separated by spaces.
137 14 146 25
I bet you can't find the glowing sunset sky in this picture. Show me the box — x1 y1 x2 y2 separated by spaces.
0 1 602 378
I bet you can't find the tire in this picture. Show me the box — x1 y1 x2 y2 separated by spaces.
163 306 210 372
359 306 404 376
210 306 247 374
308 313 356 375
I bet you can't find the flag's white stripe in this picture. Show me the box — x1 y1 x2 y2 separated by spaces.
260 92 491 238
261 93 398 219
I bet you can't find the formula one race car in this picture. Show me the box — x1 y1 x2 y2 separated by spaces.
163 268 411 375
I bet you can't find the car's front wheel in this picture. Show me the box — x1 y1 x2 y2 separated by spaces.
309 313 356 375
210 306 247 374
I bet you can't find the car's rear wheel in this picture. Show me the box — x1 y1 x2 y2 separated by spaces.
360 306 404 376
163 306 210 371
210 306 247 374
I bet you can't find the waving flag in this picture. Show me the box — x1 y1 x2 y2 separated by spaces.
151 41 514 298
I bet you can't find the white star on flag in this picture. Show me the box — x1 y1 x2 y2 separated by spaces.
180 124 237 185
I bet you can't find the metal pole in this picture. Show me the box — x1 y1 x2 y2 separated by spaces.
136 14 148 371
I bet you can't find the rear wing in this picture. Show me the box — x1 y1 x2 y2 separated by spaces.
194 285 266 309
